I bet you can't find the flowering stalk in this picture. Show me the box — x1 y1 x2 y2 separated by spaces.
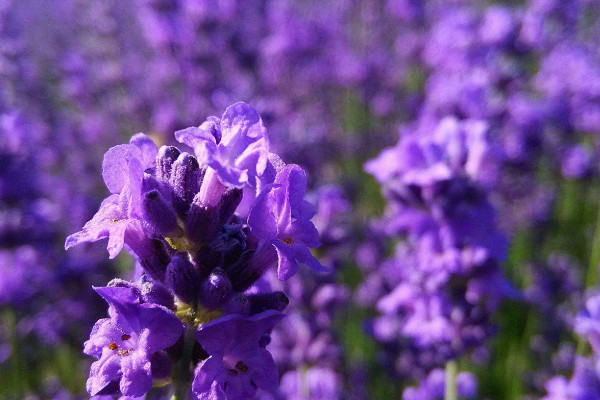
444 360 457 400
65 103 325 399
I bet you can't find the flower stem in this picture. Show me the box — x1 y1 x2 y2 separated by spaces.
171 325 197 400
445 360 458 400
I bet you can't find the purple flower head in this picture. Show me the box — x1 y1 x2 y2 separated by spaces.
175 102 270 189
575 292 600 354
84 286 183 397
65 134 158 258
192 310 284 400
248 164 325 281
403 369 477 400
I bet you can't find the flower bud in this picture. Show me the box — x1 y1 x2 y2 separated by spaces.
247 291 289 315
127 231 172 282
185 194 220 244
140 280 175 310
156 145 181 183
223 250 262 292
198 268 232 309
212 224 246 268
217 187 243 226
170 153 202 217
165 253 200 304
143 189 178 236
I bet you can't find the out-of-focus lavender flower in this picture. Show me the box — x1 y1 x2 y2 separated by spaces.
361 115 511 376
402 369 477 400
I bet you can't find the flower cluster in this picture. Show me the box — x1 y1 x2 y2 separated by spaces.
542 291 600 400
361 116 511 377
66 102 325 399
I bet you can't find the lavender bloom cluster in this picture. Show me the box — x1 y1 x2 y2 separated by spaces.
361 116 511 378
542 291 600 400
65 102 325 399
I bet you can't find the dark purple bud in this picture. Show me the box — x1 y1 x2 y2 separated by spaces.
143 190 178 236
138 239 172 282
140 281 175 310
107 279 142 298
247 291 289 315
193 245 223 276
142 170 166 196
222 293 250 316
217 188 243 226
258 334 271 348
170 153 202 217
156 146 181 183
198 268 232 310
151 351 172 380
186 193 220 244
166 254 200 304
211 224 246 267
224 250 262 292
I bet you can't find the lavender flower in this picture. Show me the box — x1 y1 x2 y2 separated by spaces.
65 103 322 398
248 164 325 281
192 310 284 399
84 286 182 397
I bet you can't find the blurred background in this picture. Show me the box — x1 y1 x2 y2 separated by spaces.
1 0 600 399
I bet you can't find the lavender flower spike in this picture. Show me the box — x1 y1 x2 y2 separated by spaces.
175 102 270 193
192 310 284 400
248 164 325 281
84 286 183 397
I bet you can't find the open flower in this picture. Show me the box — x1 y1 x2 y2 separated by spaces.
84 286 182 397
175 102 269 189
192 310 284 400
248 164 325 281
65 134 157 258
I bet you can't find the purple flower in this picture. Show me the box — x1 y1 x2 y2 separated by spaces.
192 310 284 400
65 134 158 258
403 369 477 400
84 286 183 397
175 102 270 189
248 164 325 281
575 292 600 353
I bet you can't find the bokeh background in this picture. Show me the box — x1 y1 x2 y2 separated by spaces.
1 0 600 399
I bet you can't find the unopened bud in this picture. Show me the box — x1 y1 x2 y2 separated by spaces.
198 268 232 310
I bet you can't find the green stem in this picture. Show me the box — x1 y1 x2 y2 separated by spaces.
445 360 458 400
171 325 197 400
586 202 600 288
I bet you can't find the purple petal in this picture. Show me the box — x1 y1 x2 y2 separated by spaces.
84 318 121 357
287 220 321 248
214 102 270 187
94 286 141 334
119 349 152 397
129 133 158 170
192 357 225 395
138 304 183 354
195 311 285 356
248 184 278 240
64 195 123 251
102 144 143 194
272 241 299 281
87 351 122 396
246 348 278 392
295 245 327 273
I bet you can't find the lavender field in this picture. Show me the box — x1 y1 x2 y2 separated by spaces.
1 0 600 399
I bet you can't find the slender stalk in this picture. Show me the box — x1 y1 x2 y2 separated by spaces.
445 360 458 400
586 201 600 288
171 324 197 400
